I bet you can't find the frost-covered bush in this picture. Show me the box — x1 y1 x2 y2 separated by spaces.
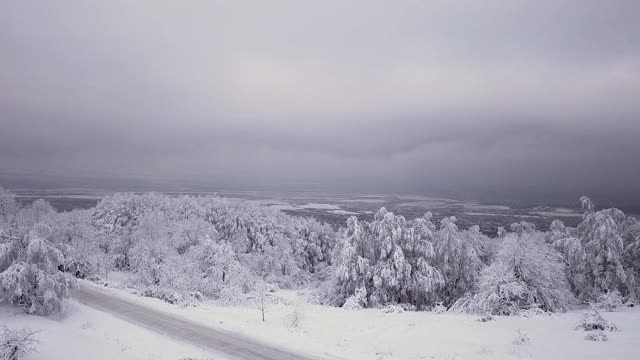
451 229 573 315
0 223 76 315
433 302 446 314
595 290 624 312
342 296 363 310
0 326 39 360
283 301 305 328
477 314 494 322
450 262 525 315
217 285 244 305
511 330 531 357
142 287 188 305
512 330 530 346
398 303 417 312
343 287 367 310
585 332 608 342
519 305 548 318
575 309 617 332
382 304 405 314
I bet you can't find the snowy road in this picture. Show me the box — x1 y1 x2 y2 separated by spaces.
74 284 319 360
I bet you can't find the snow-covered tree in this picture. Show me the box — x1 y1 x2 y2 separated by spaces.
326 209 443 308
294 218 336 274
401 214 444 307
49 210 97 278
327 216 370 305
189 236 244 297
367 209 414 307
452 229 574 314
555 197 629 301
622 216 640 299
450 261 526 315
433 217 482 306
0 188 19 232
0 223 75 315
253 280 269 322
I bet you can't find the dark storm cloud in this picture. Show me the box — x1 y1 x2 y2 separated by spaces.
1 0 639 202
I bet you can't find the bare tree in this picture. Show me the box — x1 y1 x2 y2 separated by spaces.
253 281 269 322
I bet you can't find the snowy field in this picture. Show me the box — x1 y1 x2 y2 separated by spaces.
0 301 217 360
39 280 638 360
2 190 639 360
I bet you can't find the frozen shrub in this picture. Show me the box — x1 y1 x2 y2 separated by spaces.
477 314 495 322
343 295 363 310
217 286 244 305
449 262 525 315
433 302 446 314
512 330 530 346
343 286 367 310
584 332 608 342
595 290 624 312
0 230 76 315
398 303 417 312
188 291 204 302
519 305 547 318
477 346 493 356
382 304 405 314
451 231 574 315
511 330 531 358
0 326 39 360
283 301 305 328
142 287 186 305
575 309 617 332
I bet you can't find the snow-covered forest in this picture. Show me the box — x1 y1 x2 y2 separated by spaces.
2 186 639 316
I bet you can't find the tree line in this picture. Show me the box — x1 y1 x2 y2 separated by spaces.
1 187 638 316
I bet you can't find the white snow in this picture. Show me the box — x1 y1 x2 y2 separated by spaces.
465 212 536 218
248 199 291 206
329 209 359 215
268 204 300 212
530 207 582 217
397 200 448 208
396 195 453 201
299 203 342 210
532 211 582 218
463 203 512 211
74 283 640 360
340 198 387 203
0 302 217 360
266 202 350 213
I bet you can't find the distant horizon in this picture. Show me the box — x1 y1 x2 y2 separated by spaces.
3 173 639 215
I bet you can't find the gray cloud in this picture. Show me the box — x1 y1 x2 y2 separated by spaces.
1 0 639 204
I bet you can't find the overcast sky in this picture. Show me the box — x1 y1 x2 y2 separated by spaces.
1 1 639 203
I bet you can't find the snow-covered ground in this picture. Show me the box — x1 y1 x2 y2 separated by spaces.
0 301 216 360
463 204 512 211
75 281 640 360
